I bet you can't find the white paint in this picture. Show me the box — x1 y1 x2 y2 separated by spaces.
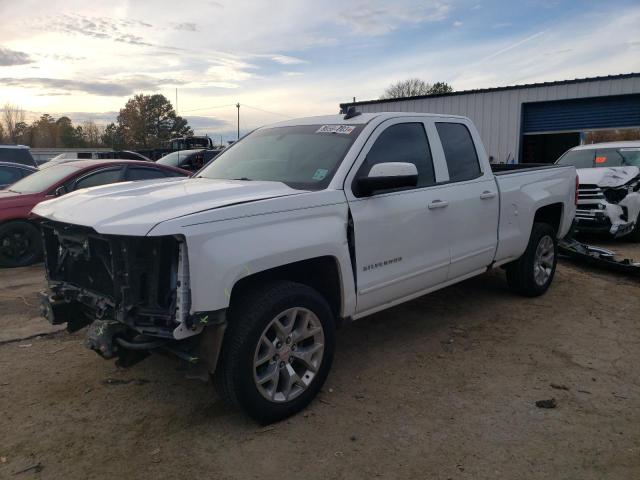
33 113 577 320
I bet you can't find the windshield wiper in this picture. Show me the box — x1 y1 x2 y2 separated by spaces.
232 177 253 181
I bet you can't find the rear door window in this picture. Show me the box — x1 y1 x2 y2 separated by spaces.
126 167 167 181
73 168 124 190
436 123 481 182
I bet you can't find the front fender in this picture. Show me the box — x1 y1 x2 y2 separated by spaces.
149 194 355 317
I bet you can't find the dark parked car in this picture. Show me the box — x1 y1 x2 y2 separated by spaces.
0 162 37 189
0 159 189 268
157 149 220 172
0 145 37 168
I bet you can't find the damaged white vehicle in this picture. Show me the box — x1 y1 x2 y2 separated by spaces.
557 142 640 240
34 112 577 422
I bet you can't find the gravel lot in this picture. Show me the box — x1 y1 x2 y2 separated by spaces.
1 238 639 479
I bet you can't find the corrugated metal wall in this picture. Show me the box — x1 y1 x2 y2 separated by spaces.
347 76 640 163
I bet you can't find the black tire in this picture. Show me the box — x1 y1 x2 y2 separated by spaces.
0 221 43 268
628 214 640 242
214 281 335 423
506 222 558 297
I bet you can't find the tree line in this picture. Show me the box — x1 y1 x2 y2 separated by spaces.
0 94 192 150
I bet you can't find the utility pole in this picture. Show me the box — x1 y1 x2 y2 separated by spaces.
236 103 240 140
175 88 178 114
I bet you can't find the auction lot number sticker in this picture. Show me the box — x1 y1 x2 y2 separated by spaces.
316 125 355 134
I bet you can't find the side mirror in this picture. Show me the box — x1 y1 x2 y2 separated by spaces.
356 162 418 197
54 185 68 197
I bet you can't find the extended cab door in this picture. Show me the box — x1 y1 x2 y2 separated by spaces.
345 118 451 315
428 119 500 279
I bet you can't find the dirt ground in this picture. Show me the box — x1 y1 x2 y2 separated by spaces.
1 237 639 480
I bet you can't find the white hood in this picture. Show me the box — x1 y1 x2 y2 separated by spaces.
32 177 307 235
578 166 640 188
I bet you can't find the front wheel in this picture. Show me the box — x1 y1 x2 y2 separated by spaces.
0 221 43 268
627 213 640 242
506 222 558 297
214 281 335 423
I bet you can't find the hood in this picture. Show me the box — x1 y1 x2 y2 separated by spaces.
32 178 307 235
578 166 640 188
0 189 43 209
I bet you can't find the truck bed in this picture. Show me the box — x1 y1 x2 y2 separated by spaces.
491 163 564 175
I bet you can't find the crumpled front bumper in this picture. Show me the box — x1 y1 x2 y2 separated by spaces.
575 202 635 237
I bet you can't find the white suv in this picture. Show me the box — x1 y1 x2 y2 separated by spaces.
557 141 640 240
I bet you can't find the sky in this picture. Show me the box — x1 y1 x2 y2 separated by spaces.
0 0 639 141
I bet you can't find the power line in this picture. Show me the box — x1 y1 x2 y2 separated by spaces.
242 104 293 119
180 103 237 113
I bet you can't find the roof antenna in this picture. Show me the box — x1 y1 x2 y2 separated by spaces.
343 106 361 120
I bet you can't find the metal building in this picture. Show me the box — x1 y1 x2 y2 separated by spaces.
339 73 640 164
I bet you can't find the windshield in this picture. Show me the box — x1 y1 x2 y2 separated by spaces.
557 147 640 168
157 150 199 167
196 124 363 189
9 165 79 194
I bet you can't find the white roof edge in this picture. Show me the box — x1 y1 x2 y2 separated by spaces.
572 140 640 150
266 112 470 128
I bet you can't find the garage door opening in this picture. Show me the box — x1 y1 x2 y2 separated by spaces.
521 132 580 164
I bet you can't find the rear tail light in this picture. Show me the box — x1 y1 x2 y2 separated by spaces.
575 175 579 206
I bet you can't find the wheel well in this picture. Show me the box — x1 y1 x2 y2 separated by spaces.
229 256 343 319
533 203 563 234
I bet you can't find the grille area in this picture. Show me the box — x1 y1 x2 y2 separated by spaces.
578 184 604 201
41 221 180 328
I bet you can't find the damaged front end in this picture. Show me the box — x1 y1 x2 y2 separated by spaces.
38 221 225 373
575 178 640 237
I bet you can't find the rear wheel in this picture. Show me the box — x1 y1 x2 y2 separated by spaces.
0 221 42 268
214 281 335 423
506 222 557 297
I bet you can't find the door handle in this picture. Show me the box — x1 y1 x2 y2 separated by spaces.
480 191 496 199
428 199 449 209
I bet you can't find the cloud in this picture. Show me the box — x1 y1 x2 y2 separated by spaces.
479 30 547 62
173 22 198 31
0 46 33 66
337 1 450 35
453 20 463 27
32 14 154 46
0 76 184 96
267 54 307 65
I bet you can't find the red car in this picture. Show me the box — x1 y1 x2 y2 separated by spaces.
0 159 189 268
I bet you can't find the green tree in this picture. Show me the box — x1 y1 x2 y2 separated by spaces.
56 116 85 147
117 94 192 148
30 114 57 147
13 121 30 145
429 81 454 95
101 123 125 149
380 79 454 99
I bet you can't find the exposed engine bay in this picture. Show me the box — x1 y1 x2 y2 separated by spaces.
38 221 223 370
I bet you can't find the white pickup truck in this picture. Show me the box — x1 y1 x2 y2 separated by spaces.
35 112 577 422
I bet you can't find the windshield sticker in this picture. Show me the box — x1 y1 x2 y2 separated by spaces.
312 169 328 181
316 125 355 134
